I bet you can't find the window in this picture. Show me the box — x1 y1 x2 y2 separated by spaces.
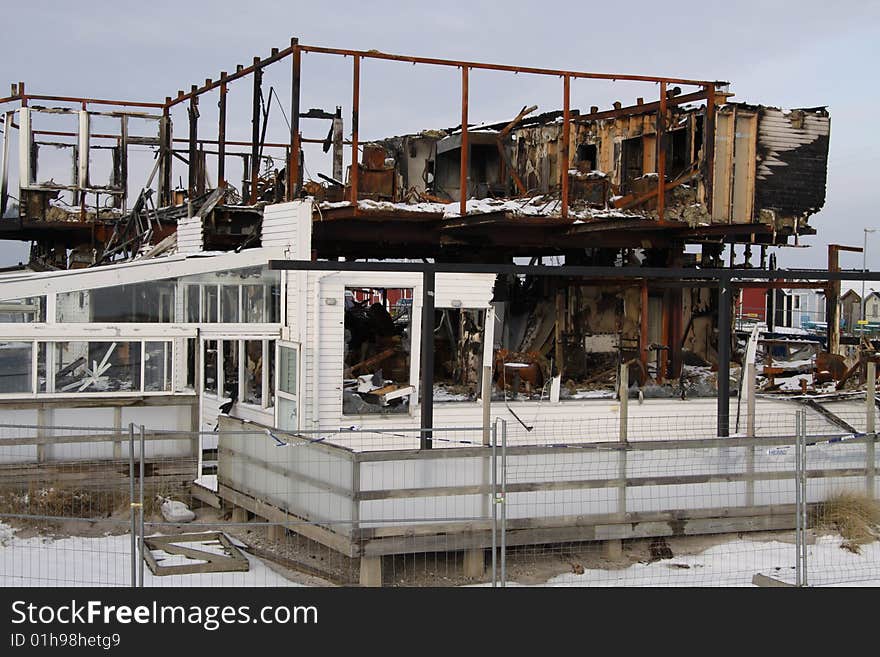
53 341 142 393
343 287 413 415
54 266 281 324
243 340 264 405
0 297 45 323
0 342 33 393
276 344 299 430
144 341 172 392
203 339 218 396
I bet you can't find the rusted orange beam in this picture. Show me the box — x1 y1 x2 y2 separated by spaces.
298 44 720 86
561 75 570 221
460 66 469 217
657 81 667 223
350 55 360 210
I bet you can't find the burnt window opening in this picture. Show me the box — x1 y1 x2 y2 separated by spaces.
433 308 486 402
576 143 598 171
620 137 644 194
343 287 413 415
665 129 689 179
694 115 704 160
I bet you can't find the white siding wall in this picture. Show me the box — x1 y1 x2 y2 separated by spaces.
176 216 203 254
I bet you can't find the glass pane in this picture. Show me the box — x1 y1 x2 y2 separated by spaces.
186 337 196 389
58 282 175 322
144 341 171 392
267 340 275 408
37 342 47 393
204 286 219 323
203 340 218 395
221 286 239 323
242 285 265 323
222 340 239 400
0 297 45 323
0 341 33 393
53 341 142 393
243 340 263 405
278 396 297 431
186 285 201 322
279 345 297 395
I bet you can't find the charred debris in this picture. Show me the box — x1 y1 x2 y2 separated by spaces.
0 38 849 404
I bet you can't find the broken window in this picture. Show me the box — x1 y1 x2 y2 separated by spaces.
665 128 689 179
576 143 598 171
53 341 142 393
620 137 643 194
0 341 33 393
433 308 486 402
343 287 413 415
243 340 264 405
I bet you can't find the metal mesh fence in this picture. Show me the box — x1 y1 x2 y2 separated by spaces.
0 404 878 587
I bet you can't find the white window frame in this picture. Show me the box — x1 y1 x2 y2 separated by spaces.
275 340 301 431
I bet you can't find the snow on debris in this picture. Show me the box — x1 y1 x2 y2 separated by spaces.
317 197 639 221
0 523 299 587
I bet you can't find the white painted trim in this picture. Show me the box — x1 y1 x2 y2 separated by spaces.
0 248 284 300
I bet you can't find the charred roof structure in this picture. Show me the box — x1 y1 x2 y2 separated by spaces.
0 38 829 267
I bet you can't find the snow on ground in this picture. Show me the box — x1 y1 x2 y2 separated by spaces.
513 535 880 587
0 523 298 587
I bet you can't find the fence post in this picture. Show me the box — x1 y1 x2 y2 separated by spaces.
867 361 876 499
795 410 802 587
128 422 136 589
500 419 507 587
619 363 628 443
801 410 808 587
607 363 628 559
138 424 146 588
745 362 756 507
491 420 497 588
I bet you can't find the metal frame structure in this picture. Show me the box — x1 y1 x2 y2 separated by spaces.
1 37 726 222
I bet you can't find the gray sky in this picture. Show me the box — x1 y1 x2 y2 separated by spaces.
2 0 878 269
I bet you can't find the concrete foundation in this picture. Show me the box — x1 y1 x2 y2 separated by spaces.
463 548 486 578
359 556 383 587
231 506 249 523
604 539 623 560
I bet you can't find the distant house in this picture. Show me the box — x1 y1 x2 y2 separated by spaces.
840 288 862 332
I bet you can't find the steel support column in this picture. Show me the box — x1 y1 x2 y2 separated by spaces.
717 275 731 437
289 39 301 200
459 66 469 217
420 268 435 448
250 58 262 204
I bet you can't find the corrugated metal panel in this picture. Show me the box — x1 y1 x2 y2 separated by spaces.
755 107 830 218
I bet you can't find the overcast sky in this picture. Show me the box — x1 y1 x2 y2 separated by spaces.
2 0 878 269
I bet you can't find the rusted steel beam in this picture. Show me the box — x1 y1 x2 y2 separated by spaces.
250 58 262 204
571 90 707 124
166 45 297 108
561 75 570 221
350 55 360 210
704 84 716 215
289 39 301 200
460 66 469 217
297 44 721 86
657 81 667 222
159 101 172 206
18 94 163 109
187 88 199 198
218 73 228 189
